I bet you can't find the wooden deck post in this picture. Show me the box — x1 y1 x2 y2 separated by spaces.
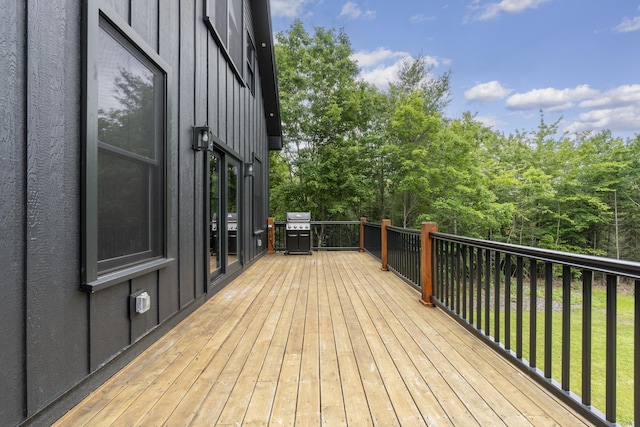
381 219 391 271
420 222 438 307
267 217 275 253
360 217 366 252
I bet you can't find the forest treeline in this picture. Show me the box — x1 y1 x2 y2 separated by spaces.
269 20 640 261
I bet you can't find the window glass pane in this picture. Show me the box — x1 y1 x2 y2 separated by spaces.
98 152 156 261
98 26 158 159
210 154 221 274
214 0 228 47
227 164 239 265
228 0 243 67
96 22 164 272
246 34 255 93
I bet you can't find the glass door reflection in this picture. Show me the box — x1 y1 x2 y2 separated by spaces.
209 152 221 278
227 162 239 266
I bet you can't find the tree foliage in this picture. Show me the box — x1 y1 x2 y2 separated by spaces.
270 21 640 261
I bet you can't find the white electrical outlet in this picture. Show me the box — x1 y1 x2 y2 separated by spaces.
135 292 151 314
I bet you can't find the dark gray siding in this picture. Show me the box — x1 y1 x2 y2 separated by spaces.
158 0 181 323
25 0 88 416
178 0 198 308
0 0 277 424
0 1 26 425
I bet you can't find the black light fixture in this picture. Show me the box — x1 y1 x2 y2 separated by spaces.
244 162 254 177
192 126 212 151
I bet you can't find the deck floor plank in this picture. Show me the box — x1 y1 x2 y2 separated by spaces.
323 254 372 427
317 255 348 427
54 252 592 427
342 253 483 426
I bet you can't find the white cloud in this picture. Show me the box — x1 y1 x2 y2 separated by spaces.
465 81 513 103
410 14 437 24
472 0 553 21
563 84 640 135
353 50 444 91
271 0 308 18
353 49 411 91
363 10 377 19
474 114 507 129
339 2 375 20
613 16 640 33
566 105 640 134
359 63 406 91
579 84 640 108
351 48 409 67
505 85 598 111
339 2 361 19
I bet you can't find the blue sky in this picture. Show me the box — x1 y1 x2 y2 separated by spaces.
270 0 640 139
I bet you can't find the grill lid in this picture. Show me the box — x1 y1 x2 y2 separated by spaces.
286 212 311 222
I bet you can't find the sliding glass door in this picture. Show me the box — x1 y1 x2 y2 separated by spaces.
206 149 242 290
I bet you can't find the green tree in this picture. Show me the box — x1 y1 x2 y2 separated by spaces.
272 20 374 221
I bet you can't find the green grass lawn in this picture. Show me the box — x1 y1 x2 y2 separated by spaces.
471 286 635 425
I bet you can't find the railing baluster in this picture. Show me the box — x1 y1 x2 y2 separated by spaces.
582 270 592 406
494 252 501 343
445 241 450 307
454 243 460 313
441 240 445 299
477 247 482 330
516 256 523 359
562 265 571 391
545 262 553 379
462 245 468 319
485 248 491 335
456 243 462 314
469 246 474 325
530 259 537 369
505 254 511 350
451 242 456 310
437 240 443 300
606 274 617 423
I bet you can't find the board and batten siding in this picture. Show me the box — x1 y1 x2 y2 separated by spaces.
0 0 279 425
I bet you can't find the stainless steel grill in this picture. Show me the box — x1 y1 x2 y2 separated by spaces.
227 213 237 254
285 212 311 255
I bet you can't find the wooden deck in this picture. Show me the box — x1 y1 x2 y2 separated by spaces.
54 251 591 426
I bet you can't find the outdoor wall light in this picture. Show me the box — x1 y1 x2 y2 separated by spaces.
244 162 254 177
192 126 212 151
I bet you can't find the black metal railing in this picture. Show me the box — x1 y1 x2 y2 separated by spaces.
387 225 421 290
273 221 360 251
431 232 640 427
363 222 381 260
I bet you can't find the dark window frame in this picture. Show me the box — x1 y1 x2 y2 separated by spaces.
246 31 256 96
82 0 172 289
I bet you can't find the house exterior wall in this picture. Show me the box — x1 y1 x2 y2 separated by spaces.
0 0 280 425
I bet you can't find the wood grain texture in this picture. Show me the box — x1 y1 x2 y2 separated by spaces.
158 0 180 321
25 0 87 414
0 1 26 425
131 0 158 52
54 252 592 427
178 0 197 308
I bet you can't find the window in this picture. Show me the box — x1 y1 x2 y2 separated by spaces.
206 0 244 79
246 32 256 95
84 8 169 282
